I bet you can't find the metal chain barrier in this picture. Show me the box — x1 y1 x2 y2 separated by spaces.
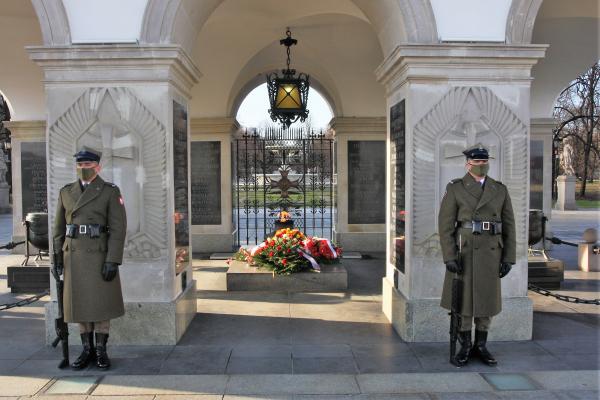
0 240 25 250
528 284 600 305
0 290 49 311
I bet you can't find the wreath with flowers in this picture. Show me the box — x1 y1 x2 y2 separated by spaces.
230 228 342 275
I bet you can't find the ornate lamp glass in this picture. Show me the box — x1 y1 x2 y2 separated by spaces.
267 29 310 128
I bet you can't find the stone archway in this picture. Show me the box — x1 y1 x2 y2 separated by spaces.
139 0 438 58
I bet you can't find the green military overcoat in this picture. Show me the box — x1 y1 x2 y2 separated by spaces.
439 173 516 317
53 176 127 322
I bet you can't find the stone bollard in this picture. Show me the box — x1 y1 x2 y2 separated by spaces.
579 228 599 272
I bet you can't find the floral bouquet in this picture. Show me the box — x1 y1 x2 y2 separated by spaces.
231 228 342 275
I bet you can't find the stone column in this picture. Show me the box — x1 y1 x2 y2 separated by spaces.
330 117 386 252
556 175 577 210
5 121 46 252
0 153 9 214
376 44 547 341
29 45 201 344
190 117 237 253
530 118 555 244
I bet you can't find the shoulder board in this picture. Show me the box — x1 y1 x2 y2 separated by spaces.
104 182 117 188
449 178 462 184
61 182 73 190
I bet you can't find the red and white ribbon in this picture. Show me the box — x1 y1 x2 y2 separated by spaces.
298 249 320 271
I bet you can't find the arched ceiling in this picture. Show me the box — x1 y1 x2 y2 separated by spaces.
530 0 599 117
0 0 44 120
189 1 386 119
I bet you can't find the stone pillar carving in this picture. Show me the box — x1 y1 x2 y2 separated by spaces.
29 45 201 344
330 117 386 252
376 44 547 341
190 117 238 253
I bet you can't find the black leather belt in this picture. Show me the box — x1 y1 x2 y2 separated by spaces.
65 224 109 238
458 221 502 235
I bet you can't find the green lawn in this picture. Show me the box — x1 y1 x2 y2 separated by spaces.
576 199 600 208
574 181 599 208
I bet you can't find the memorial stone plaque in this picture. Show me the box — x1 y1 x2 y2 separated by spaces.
21 142 47 216
390 100 405 276
530 139 543 210
191 141 221 225
348 140 385 224
173 101 189 274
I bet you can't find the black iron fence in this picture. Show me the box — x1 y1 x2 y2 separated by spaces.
233 127 335 247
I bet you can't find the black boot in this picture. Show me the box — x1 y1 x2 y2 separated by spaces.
471 330 497 366
453 331 472 367
95 333 111 369
71 332 95 370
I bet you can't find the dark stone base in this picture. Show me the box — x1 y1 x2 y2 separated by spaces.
226 260 347 291
528 255 564 289
7 266 50 293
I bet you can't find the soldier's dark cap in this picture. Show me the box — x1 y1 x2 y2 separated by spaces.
73 147 101 163
463 143 489 160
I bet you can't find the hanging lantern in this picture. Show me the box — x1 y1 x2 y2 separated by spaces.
267 28 310 128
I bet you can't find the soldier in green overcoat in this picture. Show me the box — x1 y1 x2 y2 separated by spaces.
438 144 516 367
52 148 127 370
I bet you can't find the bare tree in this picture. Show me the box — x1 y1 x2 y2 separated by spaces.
553 62 600 197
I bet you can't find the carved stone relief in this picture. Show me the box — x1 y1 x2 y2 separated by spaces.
412 87 528 259
48 88 168 259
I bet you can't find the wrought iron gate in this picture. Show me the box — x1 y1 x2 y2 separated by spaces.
233 127 335 247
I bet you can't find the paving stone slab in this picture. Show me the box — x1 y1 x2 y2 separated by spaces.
226 357 293 374
27 395 88 400
88 397 155 400
292 344 353 358
44 376 99 395
535 340 600 356
494 390 561 399
528 371 600 391
224 396 292 400
232 345 292 358
0 376 51 396
294 395 430 400
495 355 571 372
92 375 228 396
428 393 501 400
292 357 358 374
350 343 413 358
155 396 223 400
552 390 600 400
160 354 229 375
481 373 539 391
357 373 493 394
225 374 360 395
355 356 423 374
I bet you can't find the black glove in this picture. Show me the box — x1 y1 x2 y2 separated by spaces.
499 262 512 278
101 262 119 281
51 253 63 281
445 260 463 274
